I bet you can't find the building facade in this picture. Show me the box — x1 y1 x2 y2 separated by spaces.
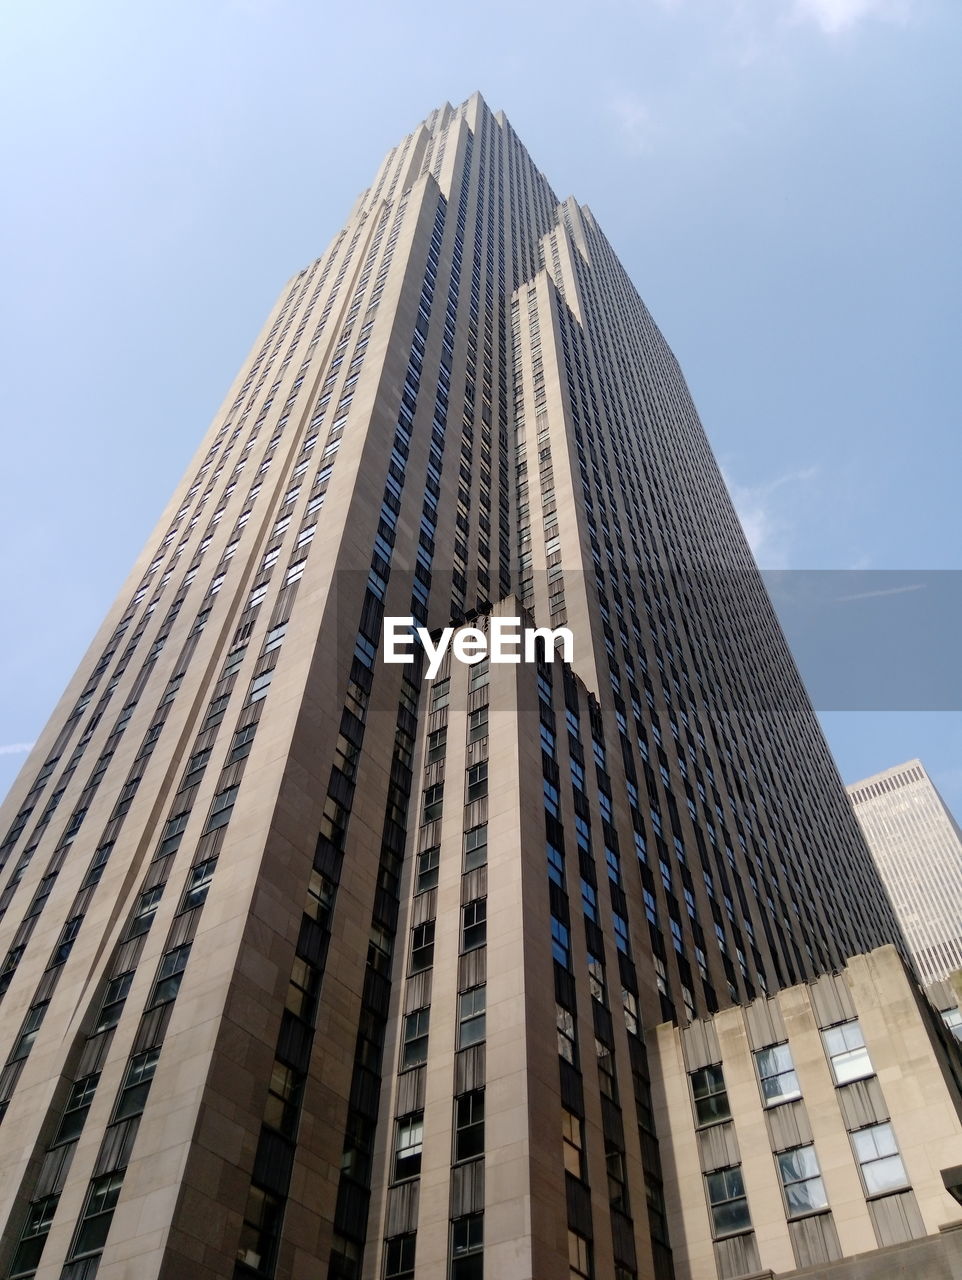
0 95 903 1280
650 946 962 1279
849 761 962 986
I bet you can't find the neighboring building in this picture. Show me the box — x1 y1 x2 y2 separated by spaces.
650 946 962 1279
0 94 903 1280
849 760 962 986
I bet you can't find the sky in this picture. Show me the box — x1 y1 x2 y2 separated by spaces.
0 0 960 815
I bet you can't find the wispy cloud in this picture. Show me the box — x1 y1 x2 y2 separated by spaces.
791 0 912 35
834 583 925 603
651 0 916 39
608 91 657 156
724 466 817 568
0 742 33 756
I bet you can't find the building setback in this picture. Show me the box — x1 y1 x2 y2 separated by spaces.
849 760 962 987
0 94 905 1280
650 946 962 1279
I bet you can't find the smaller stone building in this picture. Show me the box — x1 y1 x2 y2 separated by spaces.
650 946 962 1279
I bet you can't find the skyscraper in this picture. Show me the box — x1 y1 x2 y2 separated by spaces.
0 94 902 1280
849 759 962 987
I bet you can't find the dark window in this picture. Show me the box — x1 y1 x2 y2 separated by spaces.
464 825 487 871
416 847 440 894
690 1064 730 1126
149 944 191 1007
451 1213 483 1279
114 1048 160 1121
461 899 486 952
96 972 133 1031
457 987 486 1048
705 1166 751 1237
181 858 217 911
402 1009 430 1068
454 1090 485 1161
384 1233 416 1280
54 1073 101 1145
11 1001 49 1061
410 921 435 972
126 886 163 939
70 1172 125 1259
466 761 488 802
10 1194 58 1277
393 1114 424 1181
235 1183 283 1274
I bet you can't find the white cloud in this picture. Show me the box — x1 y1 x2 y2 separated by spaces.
723 466 817 568
791 0 912 34
0 742 33 756
608 91 657 155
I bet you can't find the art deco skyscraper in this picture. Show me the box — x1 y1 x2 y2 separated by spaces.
849 760 962 986
0 95 902 1280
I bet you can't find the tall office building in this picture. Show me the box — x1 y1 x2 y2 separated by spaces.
849 760 962 986
0 94 902 1280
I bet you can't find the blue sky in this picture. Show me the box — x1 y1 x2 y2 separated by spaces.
1 0 960 812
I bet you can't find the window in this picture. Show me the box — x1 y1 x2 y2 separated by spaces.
458 987 486 1047
551 916 571 968
468 659 489 691
430 678 450 710
455 1090 485 1161
852 1123 909 1195
205 784 239 832
587 954 605 1004
114 1048 161 1120
402 1009 430 1068
466 761 488 803
393 1114 424 1181
822 1020 873 1085
149 944 191 1007
264 622 287 653
236 1184 283 1273
10 1194 58 1276
96 972 133 1032
71 1172 125 1259
461 899 486 951
410 921 435 972
468 706 488 742
54 1073 101 1144
464 824 487 871
263 1060 303 1137
426 728 447 763
248 670 273 703
690 1064 730 1126
451 1213 483 1279
776 1144 828 1217
568 1229 592 1279
423 784 443 823
755 1043 801 1106
127 885 163 938
942 1007 962 1042
596 1039 617 1101
384 1234 416 1280
181 858 217 911
557 1003 576 1063
705 1166 751 1237
228 722 257 765
562 1108 585 1178
416 846 440 894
